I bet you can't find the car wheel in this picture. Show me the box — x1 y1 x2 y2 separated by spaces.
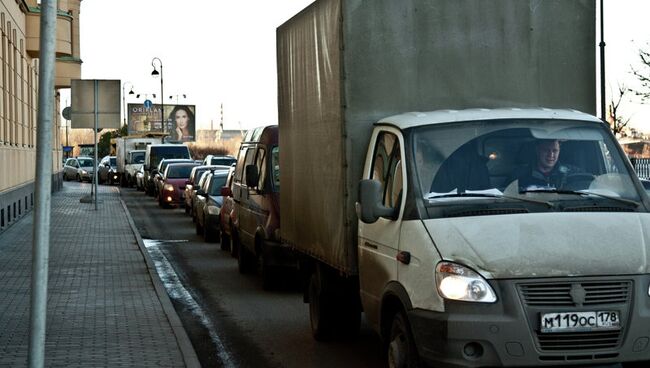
259 246 276 291
204 223 217 243
387 311 419 368
77 174 81 182
184 203 190 215
220 230 230 252
230 230 238 258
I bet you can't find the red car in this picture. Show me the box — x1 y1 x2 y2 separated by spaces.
158 162 199 208
218 165 237 255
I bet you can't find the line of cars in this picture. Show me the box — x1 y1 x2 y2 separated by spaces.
63 155 122 185
124 130 291 291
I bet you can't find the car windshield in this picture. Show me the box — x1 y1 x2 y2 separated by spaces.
192 169 209 184
132 152 145 164
167 165 196 179
209 175 227 196
109 157 116 166
78 159 93 167
412 118 642 210
211 157 236 166
151 146 190 168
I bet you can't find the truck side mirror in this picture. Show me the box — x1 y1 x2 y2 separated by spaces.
245 165 259 188
356 179 396 223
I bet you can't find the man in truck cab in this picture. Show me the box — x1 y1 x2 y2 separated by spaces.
514 139 582 190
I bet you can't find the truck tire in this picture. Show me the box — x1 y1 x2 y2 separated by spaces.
387 311 419 368
308 265 336 341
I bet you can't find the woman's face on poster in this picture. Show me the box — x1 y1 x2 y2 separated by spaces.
175 109 189 129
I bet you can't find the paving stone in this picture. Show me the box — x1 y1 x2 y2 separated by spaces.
0 183 187 367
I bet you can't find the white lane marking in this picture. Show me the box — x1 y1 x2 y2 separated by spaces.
144 239 236 368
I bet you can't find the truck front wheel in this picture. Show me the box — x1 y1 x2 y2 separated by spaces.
388 311 419 368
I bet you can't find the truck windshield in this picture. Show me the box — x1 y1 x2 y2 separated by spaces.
411 119 642 207
131 152 145 164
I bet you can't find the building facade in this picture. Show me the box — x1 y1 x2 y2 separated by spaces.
0 0 81 233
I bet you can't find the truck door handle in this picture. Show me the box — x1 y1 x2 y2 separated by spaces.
363 242 378 250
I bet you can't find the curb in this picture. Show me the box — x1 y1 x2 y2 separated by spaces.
119 197 202 368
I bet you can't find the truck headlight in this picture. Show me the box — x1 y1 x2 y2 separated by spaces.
81 170 88 175
163 184 174 192
436 262 497 303
207 205 220 215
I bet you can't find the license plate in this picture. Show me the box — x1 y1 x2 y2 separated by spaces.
540 311 620 333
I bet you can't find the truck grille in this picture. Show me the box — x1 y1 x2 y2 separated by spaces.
517 279 631 353
519 281 631 307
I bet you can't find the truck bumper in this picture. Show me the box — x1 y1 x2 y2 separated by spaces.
408 275 650 367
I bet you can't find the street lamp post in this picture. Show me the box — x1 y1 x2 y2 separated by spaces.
122 81 134 129
151 57 164 133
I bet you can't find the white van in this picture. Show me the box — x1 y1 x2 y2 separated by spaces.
143 144 191 195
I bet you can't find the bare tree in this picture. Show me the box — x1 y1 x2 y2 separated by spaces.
631 46 650 102
608 84 631 135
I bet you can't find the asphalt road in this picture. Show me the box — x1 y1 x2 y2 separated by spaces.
120 186 385 368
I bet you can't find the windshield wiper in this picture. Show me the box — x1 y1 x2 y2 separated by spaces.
428 192 553 208
521 188 640 208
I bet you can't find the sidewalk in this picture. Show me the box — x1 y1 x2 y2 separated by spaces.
0 182 200 367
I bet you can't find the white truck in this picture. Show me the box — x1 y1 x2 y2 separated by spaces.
278 0 650 367
115 137 161 187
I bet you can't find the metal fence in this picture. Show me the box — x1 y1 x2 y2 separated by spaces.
631 157 650 180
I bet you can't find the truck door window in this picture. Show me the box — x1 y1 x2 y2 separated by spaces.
256 148 266 189
234 146 248 183
371 132 403 210
271 146 280 192
242 147 257 187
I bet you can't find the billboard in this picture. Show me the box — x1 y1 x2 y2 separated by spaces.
127 103 196 142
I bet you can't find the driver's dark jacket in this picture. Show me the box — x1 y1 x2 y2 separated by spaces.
513 164 576 189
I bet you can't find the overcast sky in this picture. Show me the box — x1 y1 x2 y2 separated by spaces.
69 0 650 132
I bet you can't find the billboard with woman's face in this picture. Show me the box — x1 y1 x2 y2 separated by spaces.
127 103 196 142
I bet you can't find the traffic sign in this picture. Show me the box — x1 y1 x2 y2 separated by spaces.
144 99 152 108
62 106 71 120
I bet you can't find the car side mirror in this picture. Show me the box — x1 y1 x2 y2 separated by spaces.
185 180 191 186
245 164 259 188
356 179 396 223
196 189 206 196
220 186 233 197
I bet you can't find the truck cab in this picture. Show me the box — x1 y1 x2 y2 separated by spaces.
356 108 650 367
